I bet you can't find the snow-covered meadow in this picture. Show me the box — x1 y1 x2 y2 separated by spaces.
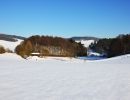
0 53 130 100
75 40 94 48
0 39 23 52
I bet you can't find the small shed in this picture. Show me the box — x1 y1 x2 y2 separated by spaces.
31 53 41 56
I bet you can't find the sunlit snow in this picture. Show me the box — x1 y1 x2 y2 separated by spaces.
0 53 130 100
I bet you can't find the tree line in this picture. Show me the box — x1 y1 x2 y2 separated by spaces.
89 34 130 57
15 35 87 58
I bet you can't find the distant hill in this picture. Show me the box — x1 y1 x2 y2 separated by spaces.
0 33 25 42
70 36 99 48
0 33 24 52
71 36 99 41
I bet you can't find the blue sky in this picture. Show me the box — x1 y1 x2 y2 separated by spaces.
0 0 130 38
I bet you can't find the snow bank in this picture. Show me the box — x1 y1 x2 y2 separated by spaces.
0 53 24 61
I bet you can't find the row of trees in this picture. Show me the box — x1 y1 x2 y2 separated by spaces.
15 35 87 58
89 34 130 57
109 34 130 57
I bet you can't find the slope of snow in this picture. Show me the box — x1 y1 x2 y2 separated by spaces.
0 39 23 52
76 40 94 47
0 53 130 100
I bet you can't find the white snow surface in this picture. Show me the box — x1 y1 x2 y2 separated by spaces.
88 52 101 56
0 39 23 52
0 53 130 100
76 40 94 47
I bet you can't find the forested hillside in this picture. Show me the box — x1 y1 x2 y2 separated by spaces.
15 35 87 58
89 34 130 57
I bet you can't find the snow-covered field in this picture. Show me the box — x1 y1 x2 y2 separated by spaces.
0 39 23 52
0 53 130 100
76 40 94 47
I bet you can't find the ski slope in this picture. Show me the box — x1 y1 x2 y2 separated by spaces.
0 39 23 52
0 53 130 100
